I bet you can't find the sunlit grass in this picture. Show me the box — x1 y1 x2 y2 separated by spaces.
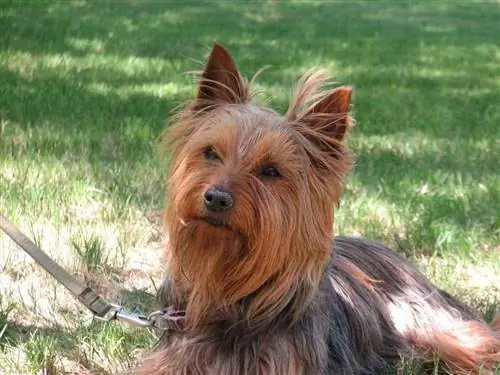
1 1 499 373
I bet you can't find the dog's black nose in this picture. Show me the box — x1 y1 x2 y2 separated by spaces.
204 187 234 212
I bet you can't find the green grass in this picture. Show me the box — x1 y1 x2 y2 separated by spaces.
0 1 499 373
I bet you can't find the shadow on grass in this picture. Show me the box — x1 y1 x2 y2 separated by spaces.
2 1 499 133
350 144 499 250
2 1 499 252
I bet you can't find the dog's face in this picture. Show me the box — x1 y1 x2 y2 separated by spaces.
163 44 354 324
169 104 308 253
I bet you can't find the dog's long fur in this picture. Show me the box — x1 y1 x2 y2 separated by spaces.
134 44 500 374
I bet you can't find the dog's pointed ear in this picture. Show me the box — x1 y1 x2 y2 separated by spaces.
300 86 352 143
196 43 247 105
297 86 353 160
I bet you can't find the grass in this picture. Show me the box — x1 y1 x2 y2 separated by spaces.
0 0 499 373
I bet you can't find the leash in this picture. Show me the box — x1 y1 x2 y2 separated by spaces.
0 212 185 332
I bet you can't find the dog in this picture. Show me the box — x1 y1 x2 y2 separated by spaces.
133 43 500 374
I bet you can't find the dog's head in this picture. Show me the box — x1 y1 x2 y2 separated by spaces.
163 44 354 327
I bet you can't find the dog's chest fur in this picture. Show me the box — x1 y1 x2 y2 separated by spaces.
144 287 335 375
155 333 310 375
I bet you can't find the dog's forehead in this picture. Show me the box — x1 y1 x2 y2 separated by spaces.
213 103 287 135
221 108 293 155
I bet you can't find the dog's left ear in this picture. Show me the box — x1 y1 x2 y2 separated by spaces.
298 86 353 158
196 43 247 106
300 86 352 142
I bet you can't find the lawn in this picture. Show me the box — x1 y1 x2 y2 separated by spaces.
0 1 499 373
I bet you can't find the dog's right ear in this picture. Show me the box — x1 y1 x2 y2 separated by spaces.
196 43 248 106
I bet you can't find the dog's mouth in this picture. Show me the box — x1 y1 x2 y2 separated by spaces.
182 216 233 229
189 216 245 237
203 216 230 228
181 216 245 238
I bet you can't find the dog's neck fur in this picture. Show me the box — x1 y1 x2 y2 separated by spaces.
159 235 330 335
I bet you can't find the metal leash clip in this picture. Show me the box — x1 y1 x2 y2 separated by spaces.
148 307 186 331
96 304 186 332
95 304 156 328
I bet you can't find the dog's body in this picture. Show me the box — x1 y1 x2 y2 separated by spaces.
134 44 500 374
140 237 499 374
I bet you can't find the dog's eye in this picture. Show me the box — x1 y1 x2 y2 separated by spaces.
260 165 281 179
203 147 220 161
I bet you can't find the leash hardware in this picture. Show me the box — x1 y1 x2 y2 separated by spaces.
97 304 156 328
147 307 186 331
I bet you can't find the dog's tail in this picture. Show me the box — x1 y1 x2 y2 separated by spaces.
412 311 500 374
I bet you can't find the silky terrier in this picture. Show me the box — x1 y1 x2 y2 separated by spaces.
135 44 499 374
